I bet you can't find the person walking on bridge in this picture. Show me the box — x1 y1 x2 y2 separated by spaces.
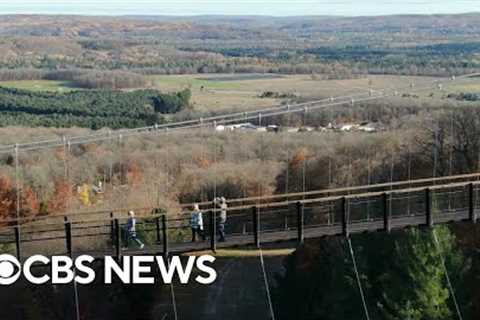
214 197 228 242
123 210 145 249
190 204 206 242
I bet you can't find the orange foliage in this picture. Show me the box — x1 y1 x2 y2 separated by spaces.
82 143 99 153
48 180 72 214
195 156 211 169
0 175 39 221
20 187 39 218
0 176 15 220
290 149 309 169
126 162 143 185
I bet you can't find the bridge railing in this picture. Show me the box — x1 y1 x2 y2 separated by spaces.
2 173 480 228
1 181 480 260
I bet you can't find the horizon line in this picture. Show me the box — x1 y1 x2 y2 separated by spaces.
0 11 479 18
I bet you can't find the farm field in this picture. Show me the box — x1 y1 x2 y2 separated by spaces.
150 74 442 94
149 73 448 112
0 73 463 115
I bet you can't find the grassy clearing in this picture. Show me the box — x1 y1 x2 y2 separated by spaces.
446 82 480 93
185 247 295 257
0 80 77 91
149 74 246 91
149 74 284 112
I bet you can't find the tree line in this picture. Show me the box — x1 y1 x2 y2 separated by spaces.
0 87 191 129
0 69 148 90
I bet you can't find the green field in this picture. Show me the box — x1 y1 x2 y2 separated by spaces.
149 74 247 91
149 74 451 112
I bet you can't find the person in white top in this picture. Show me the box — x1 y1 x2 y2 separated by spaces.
190 204 206 242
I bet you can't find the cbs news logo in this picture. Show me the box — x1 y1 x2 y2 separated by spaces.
0 254 217 285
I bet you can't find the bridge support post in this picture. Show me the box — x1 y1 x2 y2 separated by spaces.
14 226 21 260
162 215 168 257
252 206 260 248
65 221 72 257
155 216 161 244
382 193 391 233
425 188 433 228
341 197 349 238
296 202 304 245
210 210 216 252
109 212 114 244
114 219 121 260
469 183 477 223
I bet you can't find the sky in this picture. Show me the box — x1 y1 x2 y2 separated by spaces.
0 0 478 17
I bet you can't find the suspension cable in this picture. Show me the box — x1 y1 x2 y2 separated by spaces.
432 229 463 320
65 139 72 217
258 113 264 202
476 146 480 211
213 121 218 203
108 131 114 192
166 128 171 205
242 112 248 200
302 108 308 199
119 134 127 210
200 118 206 202
167 257 179 320
433 124 439 182
14 144 20 221
407 140 412 215
347 237 371 320
284 106 290 197
259 247 276 320
72 268 81 320
448 111 454 211
366 142 373 221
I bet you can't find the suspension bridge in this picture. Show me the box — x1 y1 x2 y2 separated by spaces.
0 172 479 262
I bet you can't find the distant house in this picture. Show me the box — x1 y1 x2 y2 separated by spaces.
267 125 279 132
340 124 356 132
216 122 259 132
359 122 382 133
358 125 376 133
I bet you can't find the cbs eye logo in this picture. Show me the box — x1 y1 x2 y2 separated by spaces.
0 254 21 285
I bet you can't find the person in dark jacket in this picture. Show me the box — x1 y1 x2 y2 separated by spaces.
123 210 144 249
214 197 228 242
